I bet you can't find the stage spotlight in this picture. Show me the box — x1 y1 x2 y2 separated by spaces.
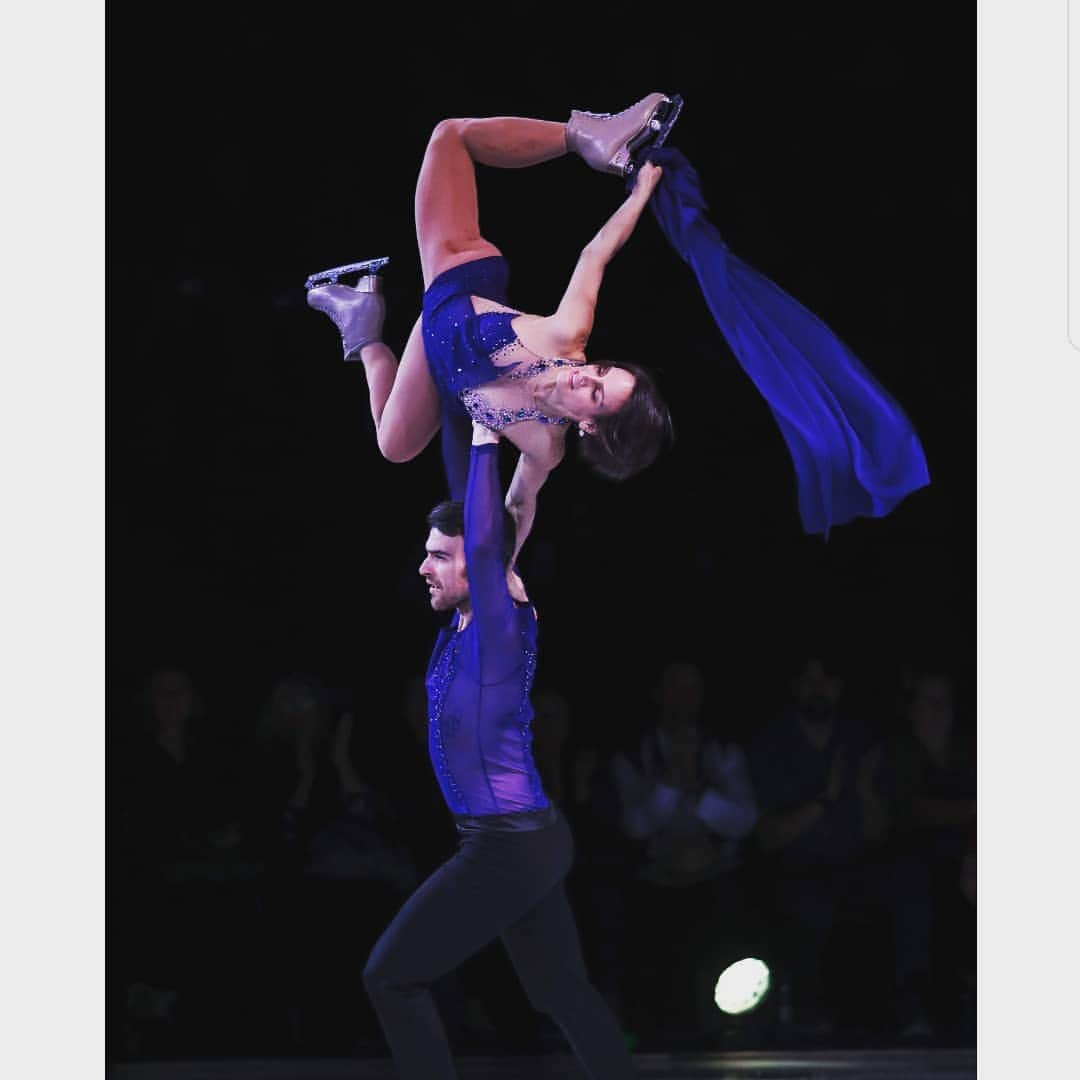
713 956 771 1015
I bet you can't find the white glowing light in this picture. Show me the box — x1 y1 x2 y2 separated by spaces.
713 957 771 1015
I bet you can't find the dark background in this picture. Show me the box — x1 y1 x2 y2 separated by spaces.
108 3 973 1061
111 5 972 731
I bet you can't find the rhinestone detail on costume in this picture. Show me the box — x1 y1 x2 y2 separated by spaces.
515 628 547 807
427 631 468 813
460 356 578 431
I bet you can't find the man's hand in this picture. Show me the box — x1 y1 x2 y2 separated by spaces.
471 420 500 446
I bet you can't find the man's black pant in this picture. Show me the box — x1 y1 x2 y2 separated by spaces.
363 807 635 1079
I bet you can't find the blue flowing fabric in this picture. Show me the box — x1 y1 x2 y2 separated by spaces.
636 146 930 535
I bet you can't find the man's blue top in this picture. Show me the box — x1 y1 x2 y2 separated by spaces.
424 444 550 816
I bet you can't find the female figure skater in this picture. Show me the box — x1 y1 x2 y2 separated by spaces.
305 92 681 560
308 93 931 546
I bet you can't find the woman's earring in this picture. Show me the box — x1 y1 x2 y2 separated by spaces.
578 427 586 438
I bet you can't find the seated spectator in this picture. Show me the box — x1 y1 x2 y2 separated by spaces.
529 682 636 1044
530 685 574 807
877 668 976 1034
247 672 419 1053
305 709 420 893
382 672 459 874
116 665 237 870
112 664 251 1057
611 659 760 1045
746 654 877 1034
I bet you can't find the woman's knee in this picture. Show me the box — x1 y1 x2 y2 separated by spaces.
427 117 470 150
376 427 426 464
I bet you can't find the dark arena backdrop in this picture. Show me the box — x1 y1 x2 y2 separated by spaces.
110 4 974 1077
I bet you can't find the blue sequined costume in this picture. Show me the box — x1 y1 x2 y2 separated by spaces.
422 255 575 501
424 442 549 817
422 255 511 406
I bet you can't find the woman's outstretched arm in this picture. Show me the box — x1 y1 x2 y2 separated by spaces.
546 162 664 353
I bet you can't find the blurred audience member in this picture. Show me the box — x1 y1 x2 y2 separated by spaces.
746 654 876 1034
113 665 249 1057
117 666 234 867
249 672 418 1052
528 683 636 1043
387 672 458 874
877 669 976 1034
612 659 760 1045
531 685 573 806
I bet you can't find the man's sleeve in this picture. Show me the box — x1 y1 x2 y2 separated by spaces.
440 404 472 502
464 443 518 680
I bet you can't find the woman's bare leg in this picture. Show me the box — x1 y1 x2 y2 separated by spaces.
317 103 670 462
414 117 568 288
359 316 440 463
413 97 680 281
356 116 570 461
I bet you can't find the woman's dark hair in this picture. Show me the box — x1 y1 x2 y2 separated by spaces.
577 363 674 482
427 500 517 566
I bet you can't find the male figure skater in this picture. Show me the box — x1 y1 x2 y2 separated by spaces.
362 419 636 1079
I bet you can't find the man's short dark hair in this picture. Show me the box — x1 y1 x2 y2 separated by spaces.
427 500 517 567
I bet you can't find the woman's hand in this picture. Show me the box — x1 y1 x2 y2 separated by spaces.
630 161 663 202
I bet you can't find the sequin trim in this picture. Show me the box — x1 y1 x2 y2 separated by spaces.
460 356 579 431
516 627 548 808
428 631 468 814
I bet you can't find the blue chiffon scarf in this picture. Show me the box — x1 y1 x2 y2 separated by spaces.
636 146 930 536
